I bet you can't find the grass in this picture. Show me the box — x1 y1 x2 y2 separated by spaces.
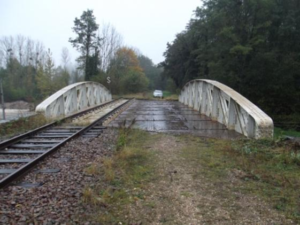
113 90 178 100
0 114 50 140
162 91 178 100
80 123 300 223
113 92 153 99
180 136 300 223
81 128 157 223
274 127 300 139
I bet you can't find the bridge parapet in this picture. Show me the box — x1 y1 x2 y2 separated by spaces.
36 81 112 118
179 79 273 139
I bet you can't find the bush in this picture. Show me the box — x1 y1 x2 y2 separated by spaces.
121 69 149 93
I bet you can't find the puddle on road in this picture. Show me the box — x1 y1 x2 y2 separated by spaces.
107 100 242 139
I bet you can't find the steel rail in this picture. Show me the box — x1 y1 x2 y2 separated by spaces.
0 99 120 149
0 98 132 188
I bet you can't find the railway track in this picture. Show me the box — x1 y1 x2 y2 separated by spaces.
0 98 132 189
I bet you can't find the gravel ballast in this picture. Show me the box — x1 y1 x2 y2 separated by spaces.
0 128 118 224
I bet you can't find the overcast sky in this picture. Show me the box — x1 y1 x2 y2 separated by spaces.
0 0 202 66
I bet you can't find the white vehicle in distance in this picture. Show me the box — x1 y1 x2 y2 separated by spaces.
153 90 163 98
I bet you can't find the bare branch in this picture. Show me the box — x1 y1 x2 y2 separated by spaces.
99 23 123 71
61 47 71 68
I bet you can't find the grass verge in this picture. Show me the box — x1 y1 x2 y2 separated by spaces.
113 91 178 100
81 129 299 223
82 128 157 223
180 136 300 223
274 127 300 138
0 114 49 140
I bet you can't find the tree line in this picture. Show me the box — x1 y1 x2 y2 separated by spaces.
161 0 300 127
69 9 165 94
0 35 76 102
0 9 166 104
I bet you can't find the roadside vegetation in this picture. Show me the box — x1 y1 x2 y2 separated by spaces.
193 137 300 223
113 90 178 101
81 127 299 223
81 128 157 223
162 0 300 131
0 114 49 140
0 10 173 108
274 128 300 139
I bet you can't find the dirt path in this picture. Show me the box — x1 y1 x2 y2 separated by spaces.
126 134 294 224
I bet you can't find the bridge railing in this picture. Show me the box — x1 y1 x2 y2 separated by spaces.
179 79 273 139
36 81 112 118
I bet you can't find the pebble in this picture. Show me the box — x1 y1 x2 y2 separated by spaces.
0 129 118 223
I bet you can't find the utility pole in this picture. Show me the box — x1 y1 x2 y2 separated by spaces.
0 77 5 120
1 48 13 121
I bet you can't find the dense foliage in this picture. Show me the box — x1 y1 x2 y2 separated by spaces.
0 36 72 102
70 10 164 95
138 55 164 90
162 0 300 125
94 47 149 94
0 10 165 105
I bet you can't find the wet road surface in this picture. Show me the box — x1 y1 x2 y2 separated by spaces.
108 100 242 139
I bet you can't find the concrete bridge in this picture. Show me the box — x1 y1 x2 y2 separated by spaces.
36 81 112 118
36 79 273 139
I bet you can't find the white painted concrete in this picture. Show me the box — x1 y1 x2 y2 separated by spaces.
179 79 273 139
36 82 112 118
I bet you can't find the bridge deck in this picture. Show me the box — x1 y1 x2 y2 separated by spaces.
107 100 242 139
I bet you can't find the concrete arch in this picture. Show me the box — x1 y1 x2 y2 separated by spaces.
179 79 273 139
36 81 112 118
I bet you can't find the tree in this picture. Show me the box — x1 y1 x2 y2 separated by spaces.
121 68 149 93
36 49 56 98
138 55 163 90
69 9 99 80
107 47 149 94
36 49 69 98
61 47 70 69
70 67 84 83
0 35 74 102
162 0 300 126
60 47 71 85
98 23 123 72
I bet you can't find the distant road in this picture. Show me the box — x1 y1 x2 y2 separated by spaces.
0 109 36 124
